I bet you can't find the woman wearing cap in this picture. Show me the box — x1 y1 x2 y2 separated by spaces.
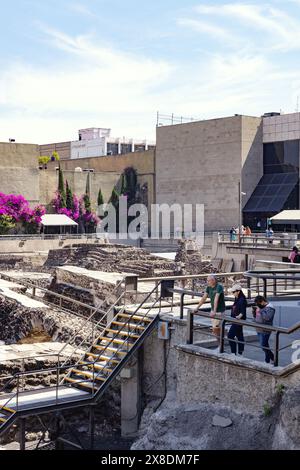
227 284 247 355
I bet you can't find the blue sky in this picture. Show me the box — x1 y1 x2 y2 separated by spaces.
1 0 300 143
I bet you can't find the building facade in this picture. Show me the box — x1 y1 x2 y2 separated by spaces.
40 128 156 160
155 112 300 233
155 115 263 233
243 113 300 230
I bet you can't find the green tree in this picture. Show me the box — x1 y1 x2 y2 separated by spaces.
83 193 92 213
58 166 66 207
120 173 127 195
66 180 74 211
97 188 104 207
110 187 120 232
0 215 15 235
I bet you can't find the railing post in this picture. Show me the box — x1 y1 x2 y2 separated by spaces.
180 293 185 320
219 319 226 353
263 278 267 298
247 276 251 300
56 358 60 405
187 310 194 345
192 279 196 298
274 332 280 367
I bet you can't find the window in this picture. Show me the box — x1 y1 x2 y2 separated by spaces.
264 140 299 174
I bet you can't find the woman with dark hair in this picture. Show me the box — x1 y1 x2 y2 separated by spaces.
227 284 247 355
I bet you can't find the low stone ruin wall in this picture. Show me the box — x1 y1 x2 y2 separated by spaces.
0 295 95 345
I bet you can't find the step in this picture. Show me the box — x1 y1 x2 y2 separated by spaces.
79 361 116 372
90 347 125 359
2 406 15 415
90 346 126 356
85 346 121 364
112 321 146 331
105 329 140 339
98 336 135 346
71 369 108 381
117 313 152 323
64 377 100 390
94 345 127 356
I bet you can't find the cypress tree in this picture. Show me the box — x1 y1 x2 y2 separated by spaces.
58 166 66 208
110 188 120 232
83 193 92 213
97 188 104 207
66 180 74 211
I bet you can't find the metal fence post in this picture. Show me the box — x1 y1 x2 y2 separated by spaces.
219 319 226 353
187 310 194 345
274 332 280 367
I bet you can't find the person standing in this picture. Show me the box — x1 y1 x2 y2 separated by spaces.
230 227 237 242
253 296 276 364
227 284 247 355
289 246 299 263
195 275 226 344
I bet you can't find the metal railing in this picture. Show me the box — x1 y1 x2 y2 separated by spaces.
186 309 300 367
0 233 101 241
0 281 162 426
218 232 299 248
61 281 163 394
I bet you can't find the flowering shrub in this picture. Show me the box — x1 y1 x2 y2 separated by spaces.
0 215 15 235
52 192 80 221
0 193 46 234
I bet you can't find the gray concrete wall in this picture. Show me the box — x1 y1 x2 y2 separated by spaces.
0 143 40 204
39 169 121 209
155 116 262 232
142 317 300 416
241 116 263 207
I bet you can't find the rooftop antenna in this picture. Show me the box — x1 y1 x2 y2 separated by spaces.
296 96 299 113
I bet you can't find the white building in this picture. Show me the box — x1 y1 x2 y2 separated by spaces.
70 128 155 160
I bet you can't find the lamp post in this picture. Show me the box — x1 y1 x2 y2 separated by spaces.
238 181 246 245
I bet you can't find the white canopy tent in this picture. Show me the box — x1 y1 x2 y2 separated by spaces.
270 210 300 225
41 214 78 234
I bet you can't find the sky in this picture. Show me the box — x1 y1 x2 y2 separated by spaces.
1 0 300 144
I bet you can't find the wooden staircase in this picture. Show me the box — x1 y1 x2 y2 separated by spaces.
62 311 155 394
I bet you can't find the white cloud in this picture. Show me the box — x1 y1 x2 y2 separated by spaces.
1 17 300 144
191 2 300 51
177 18 235 44
0 27 173 143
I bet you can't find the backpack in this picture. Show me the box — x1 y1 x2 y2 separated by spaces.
294 254 300 264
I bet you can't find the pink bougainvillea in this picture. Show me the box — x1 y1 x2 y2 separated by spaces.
0 193 46 229
52 191 99 230
52 192 80 221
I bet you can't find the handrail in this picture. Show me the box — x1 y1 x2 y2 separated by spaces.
139 272 244 283
187 309 300 367
0 273 110 321
67 281 163 391
0 277 126 406
58 291 127 368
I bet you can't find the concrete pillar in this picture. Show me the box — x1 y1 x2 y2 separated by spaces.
120 351 142 438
